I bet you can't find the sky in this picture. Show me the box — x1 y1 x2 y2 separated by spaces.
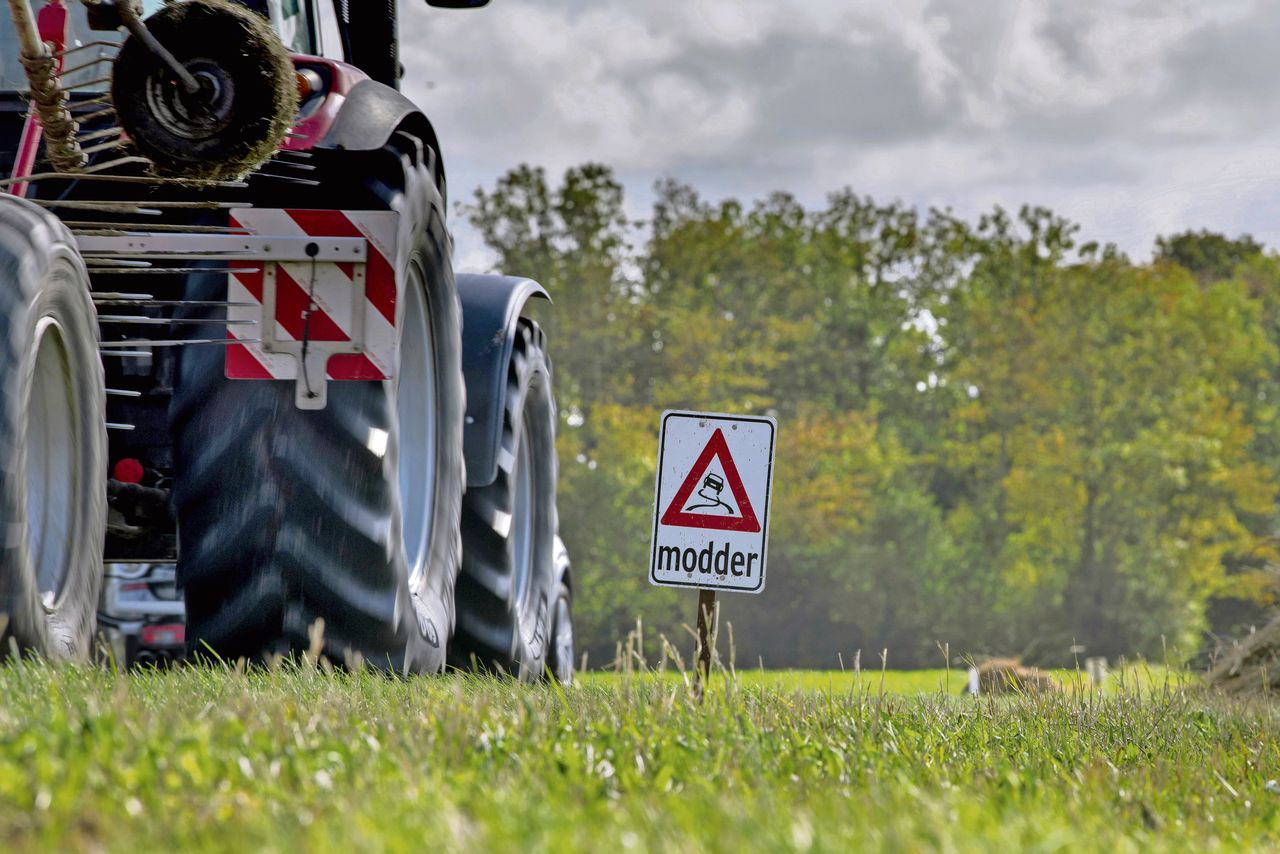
399 0 1280 270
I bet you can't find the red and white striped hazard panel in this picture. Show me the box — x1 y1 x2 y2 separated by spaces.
225 208 400 382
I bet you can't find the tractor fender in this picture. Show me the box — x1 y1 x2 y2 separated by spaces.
318 79 446 196
458 273 550 488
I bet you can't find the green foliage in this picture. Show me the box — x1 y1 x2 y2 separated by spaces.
1155 229 1264 282
466 165 1280 668
0 663 1277 851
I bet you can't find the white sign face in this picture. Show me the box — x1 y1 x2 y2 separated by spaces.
649 411 776 593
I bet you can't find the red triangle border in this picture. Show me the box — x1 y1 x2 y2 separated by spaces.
659 428 761 532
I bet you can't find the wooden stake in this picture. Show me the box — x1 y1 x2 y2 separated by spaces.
695 588 717 696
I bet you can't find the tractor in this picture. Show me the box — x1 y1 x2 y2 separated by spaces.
0 0 575 680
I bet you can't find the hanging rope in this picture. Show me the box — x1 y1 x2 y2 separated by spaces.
8 0 85 172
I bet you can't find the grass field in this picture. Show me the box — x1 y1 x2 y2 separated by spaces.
0 660 1276 852
710 663 1187 696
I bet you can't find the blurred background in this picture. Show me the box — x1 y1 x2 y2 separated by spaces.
401 0 1280 668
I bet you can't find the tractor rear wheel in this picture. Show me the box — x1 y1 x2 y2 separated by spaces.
0 199 106 660
450 319 562 681
547 553 575 683
170 145 464 671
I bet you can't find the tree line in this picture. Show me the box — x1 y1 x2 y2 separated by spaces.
465 163 1280 669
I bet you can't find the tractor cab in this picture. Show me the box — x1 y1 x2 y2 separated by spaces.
1 0 490 184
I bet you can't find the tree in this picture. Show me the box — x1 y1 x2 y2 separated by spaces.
1155 230 1263 282
943 254 1278 659
466 164 1280 669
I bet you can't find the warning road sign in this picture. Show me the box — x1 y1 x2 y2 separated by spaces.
659 426 761 532
650 411 776 593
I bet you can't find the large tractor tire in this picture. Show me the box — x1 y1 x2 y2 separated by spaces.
450 319 561 681
170 140 464 672
0 199 106 660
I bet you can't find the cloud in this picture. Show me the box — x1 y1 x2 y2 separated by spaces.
400 0 1280 266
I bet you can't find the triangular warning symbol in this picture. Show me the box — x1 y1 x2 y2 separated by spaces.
660 428 761 532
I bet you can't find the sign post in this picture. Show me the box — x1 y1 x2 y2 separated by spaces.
695 588 716 686
649 411 776 692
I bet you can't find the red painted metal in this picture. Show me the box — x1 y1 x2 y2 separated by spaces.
112 458 146 484
225 208 397 382
140 624 185 647
284 56 369 151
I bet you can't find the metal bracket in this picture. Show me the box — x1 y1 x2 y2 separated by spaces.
76 231 373 410
75 234 367 263
259 258 369 409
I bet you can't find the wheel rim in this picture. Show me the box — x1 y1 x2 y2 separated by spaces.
397 265 437 590
27 317 77 610
512 426 535 611
143 59 236 142
552 594 574 681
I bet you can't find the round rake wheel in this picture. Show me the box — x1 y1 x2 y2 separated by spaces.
110 0 297 180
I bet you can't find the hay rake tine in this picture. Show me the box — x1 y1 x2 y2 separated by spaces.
93 299 258 308
88 267 264 275
53 40 123 59
95 316 257 326
101 338 263 348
